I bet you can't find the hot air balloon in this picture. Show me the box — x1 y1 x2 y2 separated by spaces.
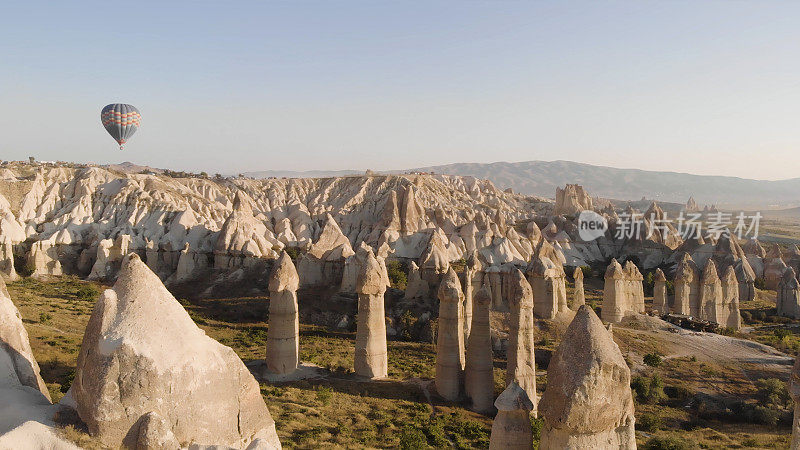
101 104 141 150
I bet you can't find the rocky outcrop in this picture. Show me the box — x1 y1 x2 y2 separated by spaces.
791 355 800 450
0 277 50 400
0 274 79 449
685 196 699 212
214 191 280 270
507 269 537 415
27 237 62 277
527 255 567 319
464 286 494 414
671 253 741 328
435 268 465 401
462 250 482 343
554 184 593 216
764 244 787 290
673 253 699 316
601 259 640 323
0 236 18 281
720 266 742 330
699 260 724 324
572 267 585 309
539 305 636 449
266 251 300 375
298 214 355 289
88 234 131 281
354 250 388 379
489 381 534 450
70 254 280 449
778 268 800 319
652 268 668 315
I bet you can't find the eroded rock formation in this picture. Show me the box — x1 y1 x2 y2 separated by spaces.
70 254 280 449
435 268 466 401
354 250 388 379
506 269 537 414
572 266 585 309
266 251 300 375
778 268 800 319
652 268 668 315
554 184 593 216
539 305 636 449
489 381 534 450
464 286 494 414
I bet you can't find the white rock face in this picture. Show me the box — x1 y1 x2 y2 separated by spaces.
572 266 585 309
527 255 567 319
0 277 50 400
778 268 800 319
539 305 636 449
489 381 534 450
554 184 593 216
70 254 280 449
0 236 18 281
354 250 388 379
435 267 466 401
464 286 494 414
506 269 537 415
652 268 668 315
266 251 300 375
0 277 78 449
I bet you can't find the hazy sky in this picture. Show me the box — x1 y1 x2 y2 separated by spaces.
1 1 798 179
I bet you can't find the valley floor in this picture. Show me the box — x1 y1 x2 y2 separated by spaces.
8 275 797 449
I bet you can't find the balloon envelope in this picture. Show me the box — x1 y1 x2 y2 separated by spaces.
101 104 141 150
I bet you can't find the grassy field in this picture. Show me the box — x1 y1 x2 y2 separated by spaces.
7 275 796 449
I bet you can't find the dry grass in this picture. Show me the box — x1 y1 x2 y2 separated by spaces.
7 275 795 448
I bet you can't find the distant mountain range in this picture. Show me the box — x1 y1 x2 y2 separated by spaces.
407 161 800 208
238 160 800 209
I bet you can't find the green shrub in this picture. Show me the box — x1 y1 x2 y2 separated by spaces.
665 280 675 296
399 426 427 450
39 312 52 324
632 373 666 404
749 405 780 426
580 265 592 279
774 328 791 340
643 353 663 367
643 434 699 450
754 277 767 290
637 413 662 432
316 386 333 406
75 284 100 301
644 271 655 296
755 378 790 409
386 259 408 290
531 416 544 445
284 247 301 261
741 310 753 323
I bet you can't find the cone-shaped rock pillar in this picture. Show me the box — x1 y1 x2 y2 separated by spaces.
539 305 636 449
653 268 668 315
506 269 537 415
354 250 388 378
435 267 465 401
266 251 300 375
71 254 280 449
465 286 494 414
572 266 585 309
489 381 534 450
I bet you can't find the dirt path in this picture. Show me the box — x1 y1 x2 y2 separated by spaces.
621 316 793 374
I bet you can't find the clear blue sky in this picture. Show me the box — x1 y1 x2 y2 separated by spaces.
1 1 798 178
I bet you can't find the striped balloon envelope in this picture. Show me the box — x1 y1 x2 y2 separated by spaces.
101 104 141 150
